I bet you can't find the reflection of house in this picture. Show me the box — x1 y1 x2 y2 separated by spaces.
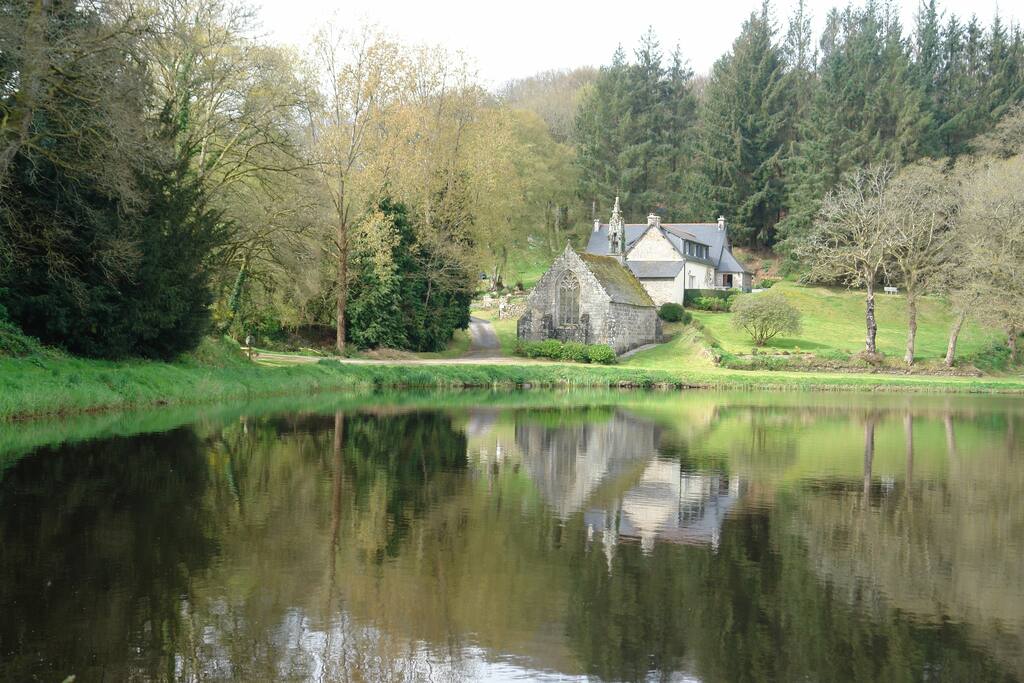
586 461 742 554
514 411 660 520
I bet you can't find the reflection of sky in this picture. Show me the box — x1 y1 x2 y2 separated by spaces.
176 602 704 682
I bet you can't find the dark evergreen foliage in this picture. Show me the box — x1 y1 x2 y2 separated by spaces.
1 153 223 359
575 3 1023 259
574 31 700 221
346 198 471 352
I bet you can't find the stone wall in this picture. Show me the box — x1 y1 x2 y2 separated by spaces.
518 248 611 345
604 303 660 354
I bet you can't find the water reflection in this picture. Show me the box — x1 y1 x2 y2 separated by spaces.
0 393 1022 681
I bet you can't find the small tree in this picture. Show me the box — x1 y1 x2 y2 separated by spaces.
731 291 802 346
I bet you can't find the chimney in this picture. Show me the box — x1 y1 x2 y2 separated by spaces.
647 213 661 229
593 218 600 232
717 215 726 231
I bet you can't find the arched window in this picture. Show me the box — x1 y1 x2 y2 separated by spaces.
558 272 580 325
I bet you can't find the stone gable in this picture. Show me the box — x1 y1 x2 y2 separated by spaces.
626 228 682 262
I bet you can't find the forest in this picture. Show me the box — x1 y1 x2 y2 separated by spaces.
1 0 1022 360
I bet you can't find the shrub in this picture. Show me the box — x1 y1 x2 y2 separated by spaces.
585 344 617 365
731 291 802 346
690 295 735 312
514 339 617 364
658 302 687 322
560 342 589 362
756 278 777 289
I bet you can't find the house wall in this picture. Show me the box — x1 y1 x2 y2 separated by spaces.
627 229 682 261
716 271 752 292
684 262 716 293
639 277 681 306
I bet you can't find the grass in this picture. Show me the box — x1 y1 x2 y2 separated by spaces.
694 281 1001 361
4 279 1024 423
0 337 692 421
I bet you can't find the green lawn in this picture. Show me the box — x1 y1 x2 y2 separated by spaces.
693 281 1002 361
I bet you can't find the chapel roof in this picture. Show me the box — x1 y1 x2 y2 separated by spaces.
577 252 655 307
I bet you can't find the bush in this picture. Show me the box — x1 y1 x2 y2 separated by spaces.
689 295 735 312
0 295 42 357
585 344 617 365
756 278 777 289
658 302 690 323
731 291 802 346
560 342 589 362
514 339 617 364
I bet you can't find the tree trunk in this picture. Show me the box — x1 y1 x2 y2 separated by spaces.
904 412 914 494
864 281 878 355
945 308 968 367
904 290 917 365
1008 325 1019 364
336 222 348 354
863 417 875 499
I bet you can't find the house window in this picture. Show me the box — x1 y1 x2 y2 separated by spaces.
689 273 696 289
558 272 580 325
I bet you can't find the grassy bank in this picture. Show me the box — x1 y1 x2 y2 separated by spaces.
0 338 690 421
3 336 1024 422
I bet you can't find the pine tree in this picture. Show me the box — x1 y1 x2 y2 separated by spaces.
573 31 698 220
697 2 788 248
777 2 927 260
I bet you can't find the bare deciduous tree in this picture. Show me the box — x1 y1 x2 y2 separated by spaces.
798 166 894 356
958 155 1024 363
886 162 958 365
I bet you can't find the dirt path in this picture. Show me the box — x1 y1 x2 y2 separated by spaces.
464 316 502 358
255 319 527 366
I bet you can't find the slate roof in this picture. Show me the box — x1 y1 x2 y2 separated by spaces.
577 252 655 307
627 261 684 279
586 223 750 274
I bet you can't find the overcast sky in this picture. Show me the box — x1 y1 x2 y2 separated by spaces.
256 0 1021 88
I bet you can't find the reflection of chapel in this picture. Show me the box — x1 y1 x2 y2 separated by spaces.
518 197 751 354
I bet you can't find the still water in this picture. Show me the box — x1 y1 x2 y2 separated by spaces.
1 391 1023 682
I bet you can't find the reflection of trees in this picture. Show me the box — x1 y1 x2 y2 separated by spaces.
3 400 1022 682
786 410 1024 680
0 429 216 681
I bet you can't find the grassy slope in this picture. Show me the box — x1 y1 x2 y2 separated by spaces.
695 281 1000 360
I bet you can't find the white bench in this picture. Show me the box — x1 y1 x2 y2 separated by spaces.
883 286 898 295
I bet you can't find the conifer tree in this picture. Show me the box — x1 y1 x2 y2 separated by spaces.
697 2 788 248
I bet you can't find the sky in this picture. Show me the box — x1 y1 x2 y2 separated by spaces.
256 0 1021 88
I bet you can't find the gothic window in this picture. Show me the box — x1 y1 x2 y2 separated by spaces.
558 272 580 325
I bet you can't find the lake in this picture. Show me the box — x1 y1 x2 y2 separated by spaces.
1 390 1022 682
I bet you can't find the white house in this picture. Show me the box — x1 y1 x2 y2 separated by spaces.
585 197 752 306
